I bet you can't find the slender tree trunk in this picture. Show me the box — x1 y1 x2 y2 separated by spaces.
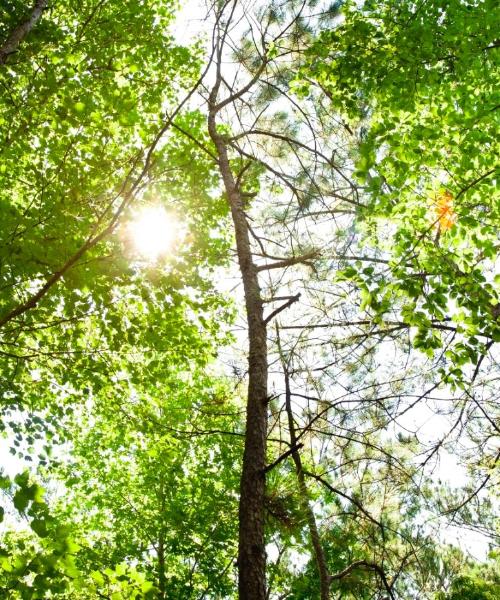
208 94 268 599
282 354 330 599
158 473 166 599
158 531 166 600
0 0 48 65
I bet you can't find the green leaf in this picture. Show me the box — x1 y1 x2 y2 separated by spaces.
13 490 29 513
31 518 49 538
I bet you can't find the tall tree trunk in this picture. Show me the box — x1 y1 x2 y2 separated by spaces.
158 473 167 599
0 0 48 65
158 530 166 600
208 94 268 599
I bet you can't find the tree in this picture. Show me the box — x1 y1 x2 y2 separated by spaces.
200 2 341 595
54 371 241 598
195 0 499 595
1 1 235 596
1 0 498 598
300 0 499 542
0 0 229 465
303 0 499 366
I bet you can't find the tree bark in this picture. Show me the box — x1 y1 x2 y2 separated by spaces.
208 89 268 599
0 0 48 65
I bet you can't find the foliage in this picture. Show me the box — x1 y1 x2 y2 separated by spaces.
301 0 500 376
0 1 235 597
53 371 241 598
436 553 500 600
437 576 500 600
0 0 498 598
0 471 81 598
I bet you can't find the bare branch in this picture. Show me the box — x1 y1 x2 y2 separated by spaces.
264 293 300 325
329 560 395 600
256 250 320 272
263 443 304 474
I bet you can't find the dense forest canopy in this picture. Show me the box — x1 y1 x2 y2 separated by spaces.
0 0 498 598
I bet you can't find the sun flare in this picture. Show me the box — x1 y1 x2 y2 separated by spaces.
129 206 177 260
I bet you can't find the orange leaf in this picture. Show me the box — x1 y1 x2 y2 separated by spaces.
433 190 456 231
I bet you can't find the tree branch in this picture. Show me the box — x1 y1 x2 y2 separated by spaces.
263 443 304 474
264 293 300 325
302 469 385 534
329 560 395 600
256 250 320 272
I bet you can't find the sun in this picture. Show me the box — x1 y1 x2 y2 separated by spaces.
129 205 178 260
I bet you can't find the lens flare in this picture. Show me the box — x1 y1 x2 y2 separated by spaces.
129 206 176 260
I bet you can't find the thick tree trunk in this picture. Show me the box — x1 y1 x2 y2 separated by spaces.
0 0 48 65
208 99 268 599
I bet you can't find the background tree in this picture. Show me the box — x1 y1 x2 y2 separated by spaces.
1 2 235 596
299 0 499 543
